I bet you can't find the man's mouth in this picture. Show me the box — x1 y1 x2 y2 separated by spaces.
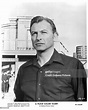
35 43 44 45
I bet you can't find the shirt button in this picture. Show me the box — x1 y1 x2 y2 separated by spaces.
40 71 42 73
39 83 41 86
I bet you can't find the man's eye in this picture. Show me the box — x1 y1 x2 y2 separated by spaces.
41 31 47 34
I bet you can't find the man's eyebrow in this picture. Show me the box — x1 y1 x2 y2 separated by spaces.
40 29 48 32
42 29 47 31
31 29 48 32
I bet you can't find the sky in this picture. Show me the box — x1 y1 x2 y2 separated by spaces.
0 0 87 56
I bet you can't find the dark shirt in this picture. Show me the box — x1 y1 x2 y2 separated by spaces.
14 49 87 101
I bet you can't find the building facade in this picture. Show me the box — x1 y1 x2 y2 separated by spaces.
73 46 87 69
76 46 87 59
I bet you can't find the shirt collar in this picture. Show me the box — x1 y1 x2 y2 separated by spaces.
24 49 64 67
47 49 64 65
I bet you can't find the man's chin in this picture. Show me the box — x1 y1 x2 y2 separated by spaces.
35 48 45 52
37 49 45 52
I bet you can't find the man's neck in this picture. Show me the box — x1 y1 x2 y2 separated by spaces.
37 47 54 67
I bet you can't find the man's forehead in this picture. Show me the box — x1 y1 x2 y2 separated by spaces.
31 20 52 31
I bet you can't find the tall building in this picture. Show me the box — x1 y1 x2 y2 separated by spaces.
76 46 87 59
1 21 16 50
73 46 87 69
1 16 34 51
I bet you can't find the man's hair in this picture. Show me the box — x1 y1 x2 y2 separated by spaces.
30 16 58 35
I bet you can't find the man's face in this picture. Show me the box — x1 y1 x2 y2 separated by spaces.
30 20 55 52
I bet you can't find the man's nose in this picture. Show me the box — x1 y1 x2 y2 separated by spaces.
36 32 42 40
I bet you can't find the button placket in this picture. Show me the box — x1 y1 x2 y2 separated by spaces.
36 69 43 101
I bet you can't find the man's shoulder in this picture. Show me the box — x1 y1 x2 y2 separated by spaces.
59 53 79 64
22 59 32 67
19 56 36 69
60 53 77 60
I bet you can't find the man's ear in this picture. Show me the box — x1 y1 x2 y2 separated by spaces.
53 32 59 41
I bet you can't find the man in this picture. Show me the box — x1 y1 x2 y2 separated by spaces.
14 16 87 101
2 71 10 93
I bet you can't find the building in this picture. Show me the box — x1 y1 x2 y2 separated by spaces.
1 16 36 79
76 46 87 59
73 46 87 69
1 16 34 51
73 52 77 58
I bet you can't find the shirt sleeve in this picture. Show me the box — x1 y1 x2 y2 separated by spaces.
72 60 87 101
14 67 24 101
